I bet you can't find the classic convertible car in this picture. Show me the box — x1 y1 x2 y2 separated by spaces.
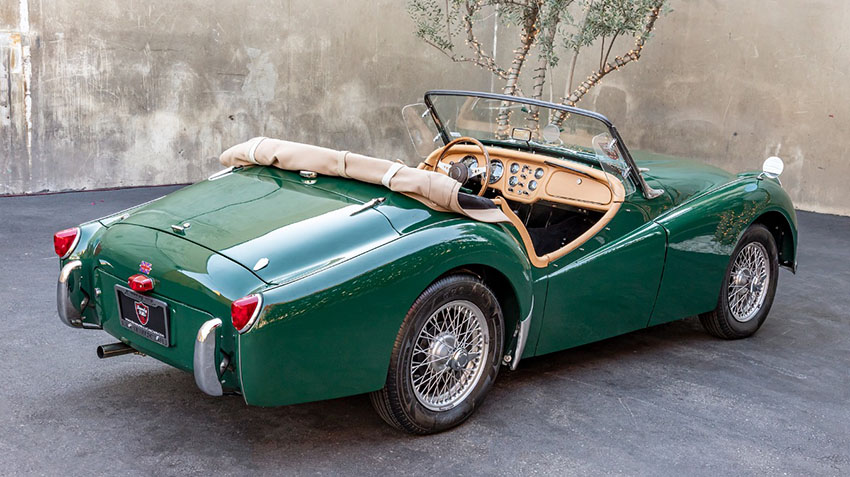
55 90 796 434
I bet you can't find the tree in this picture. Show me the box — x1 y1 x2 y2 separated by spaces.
407 0 668 108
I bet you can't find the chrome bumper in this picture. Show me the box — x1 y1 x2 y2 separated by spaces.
57 260 83 328
194 318 224 397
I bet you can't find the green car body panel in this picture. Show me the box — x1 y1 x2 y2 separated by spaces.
56 135 797 408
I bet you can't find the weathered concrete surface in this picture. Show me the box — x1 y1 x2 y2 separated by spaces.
0 0 491 195
550 1 850 216
1 1 848 216
2 187 849 475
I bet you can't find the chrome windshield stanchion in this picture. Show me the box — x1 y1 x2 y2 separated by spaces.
194 318 224 397
57 260 83 328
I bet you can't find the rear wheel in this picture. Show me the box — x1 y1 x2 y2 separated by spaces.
370 274 504 434
699 223 779 339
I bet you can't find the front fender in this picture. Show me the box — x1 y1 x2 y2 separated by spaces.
237 219 533 406
649 176 796 326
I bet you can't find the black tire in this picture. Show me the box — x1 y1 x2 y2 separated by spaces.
370 273 504 434
699 223 779 339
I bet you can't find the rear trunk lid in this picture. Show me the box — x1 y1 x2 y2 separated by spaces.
121 167 400 284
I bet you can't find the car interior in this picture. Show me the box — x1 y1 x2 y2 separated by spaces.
420 142 625 267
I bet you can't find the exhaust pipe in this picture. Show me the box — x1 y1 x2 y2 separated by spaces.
97 342 137 359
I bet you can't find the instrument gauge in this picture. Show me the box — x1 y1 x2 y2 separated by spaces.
488 160 504 184
529 180 538 191
535 168 545 179
508 176 519 187
510 162 520 174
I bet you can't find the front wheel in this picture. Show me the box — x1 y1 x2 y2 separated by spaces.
370 273 504 434
699 223 779 339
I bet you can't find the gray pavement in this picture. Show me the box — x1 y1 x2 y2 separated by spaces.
1 186 848 476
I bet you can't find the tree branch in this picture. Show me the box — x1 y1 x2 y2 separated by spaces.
422 37 508 79
603 31 619 66
560 2 663 108
462 1 509 80
445 0 453 46
599 35 605 70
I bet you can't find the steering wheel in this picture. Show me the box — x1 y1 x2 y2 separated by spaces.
434 137 492 197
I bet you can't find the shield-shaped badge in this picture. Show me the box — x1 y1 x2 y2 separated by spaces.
135 302 150 325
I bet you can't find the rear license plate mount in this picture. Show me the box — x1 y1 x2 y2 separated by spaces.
114 285 170 347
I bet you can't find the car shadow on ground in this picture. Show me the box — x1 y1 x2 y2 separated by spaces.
51 316 713 441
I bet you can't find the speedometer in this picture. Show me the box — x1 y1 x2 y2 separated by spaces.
489 160 504 184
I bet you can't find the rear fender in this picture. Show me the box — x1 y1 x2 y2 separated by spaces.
237 219 533 406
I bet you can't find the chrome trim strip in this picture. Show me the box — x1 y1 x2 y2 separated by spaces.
238 334 248 404
57 260 83 328
252 257 269 271
193 318 223 397
208 165 243 181
510 296 533 371
350 197 386 216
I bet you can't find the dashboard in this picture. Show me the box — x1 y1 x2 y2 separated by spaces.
432 145 618 211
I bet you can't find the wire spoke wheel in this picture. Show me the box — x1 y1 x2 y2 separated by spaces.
410 299 489 411
727 242 770 323
371 273 503 433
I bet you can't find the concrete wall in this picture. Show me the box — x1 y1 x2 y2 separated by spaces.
0 1 846 215
572 1 850 216
0 0 491 194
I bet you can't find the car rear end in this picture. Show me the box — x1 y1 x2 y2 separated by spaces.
54 166 406 400
55 220 265 396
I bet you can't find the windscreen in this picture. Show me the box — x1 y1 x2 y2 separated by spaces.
425 93 636 195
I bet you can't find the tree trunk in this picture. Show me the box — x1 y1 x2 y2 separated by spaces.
497 1 542 137
528 5 565 133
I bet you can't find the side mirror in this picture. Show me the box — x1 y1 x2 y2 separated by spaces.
762 156 784 179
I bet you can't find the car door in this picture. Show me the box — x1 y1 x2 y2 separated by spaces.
533 145 667 356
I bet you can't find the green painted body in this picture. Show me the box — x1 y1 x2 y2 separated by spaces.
59 151 797 407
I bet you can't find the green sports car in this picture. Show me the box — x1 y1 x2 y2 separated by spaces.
55 90 797 434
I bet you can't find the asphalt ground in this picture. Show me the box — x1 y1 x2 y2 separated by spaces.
1 186 848 476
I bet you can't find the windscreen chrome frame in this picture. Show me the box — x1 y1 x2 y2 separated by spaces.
423 90 663 200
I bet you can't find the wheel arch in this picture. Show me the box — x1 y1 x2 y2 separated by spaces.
434 264 521 352
750 209 797 272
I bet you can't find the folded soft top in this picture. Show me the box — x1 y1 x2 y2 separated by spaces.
219 137 509 223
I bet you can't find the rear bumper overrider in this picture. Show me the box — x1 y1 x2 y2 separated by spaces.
59 263 229 397
194 318 224 397
57 260 84 328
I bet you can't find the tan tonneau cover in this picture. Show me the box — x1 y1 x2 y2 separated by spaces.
220 137 508 223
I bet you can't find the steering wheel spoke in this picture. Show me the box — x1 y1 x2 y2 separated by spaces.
469 166 487 178
433 137 492 197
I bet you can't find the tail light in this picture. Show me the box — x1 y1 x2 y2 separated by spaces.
54 227 81 258
231 294 263 333
128 274 154 293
